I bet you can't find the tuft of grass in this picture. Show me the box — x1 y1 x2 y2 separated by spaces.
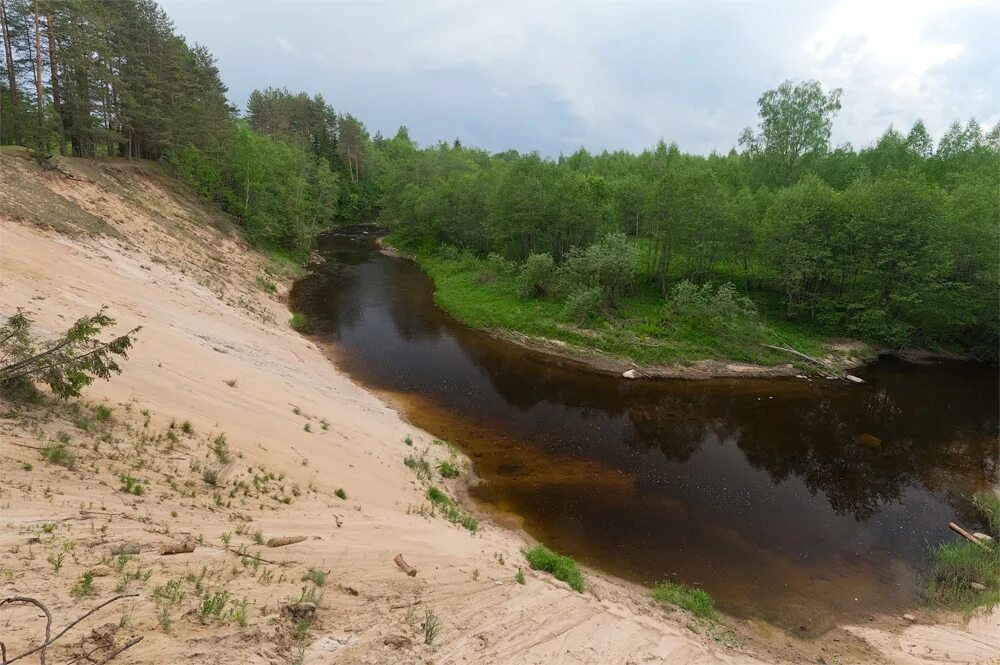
119 474 144 496
93 405 113 421
422 608 440 645
438 459 460 478
302 568 328 587
403 454 431 481
40 443 75 469
47 552 66 573
334 488 347 500
652 580 718 620
973 491 1000 537
289 312 310 332
71 571 96 598
404 434 413 446
256 274 278 294
180 420 194 436
303 423 311 433
212 433 231 463
515 568 525 585
199 589 230 623
523 544 583 592
926 540 1000 612
202 467 220 486
426 486 451 506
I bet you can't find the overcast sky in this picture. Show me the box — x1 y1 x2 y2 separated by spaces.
158 0 999 156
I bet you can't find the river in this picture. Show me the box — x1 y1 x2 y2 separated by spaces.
291 231 999 635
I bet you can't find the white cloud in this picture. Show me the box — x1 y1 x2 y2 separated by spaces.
802 0 993 146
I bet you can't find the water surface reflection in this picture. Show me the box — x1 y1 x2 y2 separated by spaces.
292 233 998 633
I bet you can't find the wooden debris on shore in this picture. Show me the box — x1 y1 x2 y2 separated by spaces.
949 522 991 550
159 539 195 555
760 342 863 383
266 535 307 548
394 553 417 577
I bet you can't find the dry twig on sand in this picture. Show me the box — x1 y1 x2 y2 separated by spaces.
0 594 139 665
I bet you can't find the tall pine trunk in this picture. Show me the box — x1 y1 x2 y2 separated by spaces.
45 12 65 155
0 0 20 144
32 0 45 156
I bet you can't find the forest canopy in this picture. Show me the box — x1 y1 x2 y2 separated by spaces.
2 0 998 357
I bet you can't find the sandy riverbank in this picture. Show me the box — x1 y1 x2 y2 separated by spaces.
1 152 997 664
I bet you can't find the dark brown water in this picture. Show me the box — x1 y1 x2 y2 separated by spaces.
292 232 999 634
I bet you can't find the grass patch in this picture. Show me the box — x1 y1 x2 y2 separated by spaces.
438 459 459 478
404 453 431 480
652 580 718 620
926 540 1000 612
302 568 328 587
334 488 347 500
427 486 451 506
40 442 75 469
119 474 144 495
401 241 840 368
212 433 231 463
973 491 1000 537
523 544 583 592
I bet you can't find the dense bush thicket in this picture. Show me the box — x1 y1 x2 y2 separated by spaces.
379 88 999 357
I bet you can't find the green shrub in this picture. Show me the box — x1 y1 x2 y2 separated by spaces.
652 580 717 620
665 281 760 340
557 232 636 306
438 459 459 478
563 287 603 324
523 544 583 592
289 312 310 332
517 253 555 298
334 488 347 500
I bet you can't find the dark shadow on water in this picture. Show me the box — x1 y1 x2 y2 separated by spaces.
292 233 999 635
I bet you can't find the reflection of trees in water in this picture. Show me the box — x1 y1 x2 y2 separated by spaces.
465 330 998 520
305 238 998 523
290 262 362 340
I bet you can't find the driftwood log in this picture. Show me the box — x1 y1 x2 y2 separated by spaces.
158 539 195 555
394 553 417 577
265 535 307 548
949 522 990 550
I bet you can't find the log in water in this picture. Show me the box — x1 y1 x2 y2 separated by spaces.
292 232 999 635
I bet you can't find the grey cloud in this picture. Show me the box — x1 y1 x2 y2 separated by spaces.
159 0 999 156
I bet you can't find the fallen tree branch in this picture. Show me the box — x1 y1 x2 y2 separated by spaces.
0 596 51 665
0 594 137 665
99 635 143 663
226 547 294 566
